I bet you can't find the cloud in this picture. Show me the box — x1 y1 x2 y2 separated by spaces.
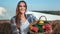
0 7 7 16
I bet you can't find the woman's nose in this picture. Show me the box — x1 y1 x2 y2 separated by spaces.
21 6 24 9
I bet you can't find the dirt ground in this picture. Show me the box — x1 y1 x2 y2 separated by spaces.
0 20 60 34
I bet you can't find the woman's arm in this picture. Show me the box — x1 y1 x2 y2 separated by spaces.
10 17 19 34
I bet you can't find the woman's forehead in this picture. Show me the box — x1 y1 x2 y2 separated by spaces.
19 2 25 6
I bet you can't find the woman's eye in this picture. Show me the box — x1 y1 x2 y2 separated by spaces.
19 5 26 7
23 6 26 7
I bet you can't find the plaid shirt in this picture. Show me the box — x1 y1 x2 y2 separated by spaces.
10 14 38 34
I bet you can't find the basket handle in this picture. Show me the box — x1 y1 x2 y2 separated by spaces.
39 16 47 21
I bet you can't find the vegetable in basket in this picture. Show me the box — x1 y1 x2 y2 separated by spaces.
30 26 39 32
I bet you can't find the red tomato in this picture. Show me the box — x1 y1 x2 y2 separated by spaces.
31 26 38 32
42 24 51 32
45 24 51 30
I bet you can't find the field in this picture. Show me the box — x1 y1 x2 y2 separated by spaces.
0 20 60 34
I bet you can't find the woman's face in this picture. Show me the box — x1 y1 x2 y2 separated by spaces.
19 2 26 14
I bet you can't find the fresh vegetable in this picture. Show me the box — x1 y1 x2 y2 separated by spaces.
42 24 51 31
30 26 38 32
38 20 44 25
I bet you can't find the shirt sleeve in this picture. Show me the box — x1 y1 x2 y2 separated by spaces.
10 17 19 34
30 14 38 21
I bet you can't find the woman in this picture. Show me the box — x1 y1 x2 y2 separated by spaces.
11 1 38 34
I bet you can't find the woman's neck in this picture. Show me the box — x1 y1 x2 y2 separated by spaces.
20 13 26 22
18 13 25 19
20 13 25 17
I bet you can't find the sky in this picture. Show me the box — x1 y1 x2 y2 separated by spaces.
0 0 60 20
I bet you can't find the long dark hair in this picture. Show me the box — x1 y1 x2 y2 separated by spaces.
15 1 27 33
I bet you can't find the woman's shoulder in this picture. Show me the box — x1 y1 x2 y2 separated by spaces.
11 16 16 19
26 14 37 20
26 14 32 16
11 16 16 21
26 14 34 17
10 16 16 23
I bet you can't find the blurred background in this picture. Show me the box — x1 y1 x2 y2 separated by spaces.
0 0 60 20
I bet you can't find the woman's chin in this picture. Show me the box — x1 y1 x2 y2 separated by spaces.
19 11 25 14
20 12 25 14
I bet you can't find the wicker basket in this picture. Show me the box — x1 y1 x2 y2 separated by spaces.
28 16 49 34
